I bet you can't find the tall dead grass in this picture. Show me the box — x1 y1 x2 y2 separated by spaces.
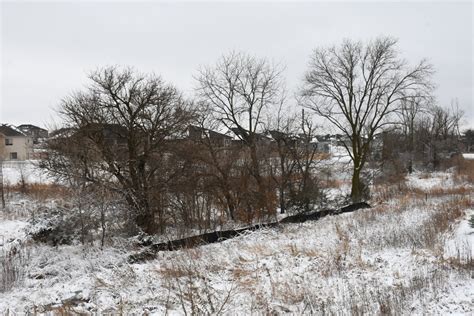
5 183 70 200
454 158 474 183
0 241 31 293
157 253 235 315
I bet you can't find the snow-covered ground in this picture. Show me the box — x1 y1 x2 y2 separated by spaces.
406 170 456 191
2 161 53 185
0 220 29 250
444 208 474 260
0 166 473 314
462 153 474 160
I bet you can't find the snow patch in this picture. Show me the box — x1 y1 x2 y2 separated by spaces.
2 161 53 185
462 153 474 160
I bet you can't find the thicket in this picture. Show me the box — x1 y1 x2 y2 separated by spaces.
33 42 466 236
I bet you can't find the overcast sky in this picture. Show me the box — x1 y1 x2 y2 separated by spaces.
1 1 473 130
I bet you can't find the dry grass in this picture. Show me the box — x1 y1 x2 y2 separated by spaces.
421 199 466 249
230 266 258 290
6 183 69 199
314 152 331 161
244 243 275 257
32 184 73 203
373 171 472 204
321 179 347 189
298 247 320 258
0 241 31 293
334 223 350 270
445 249 474 274
230 266 254 279
1 183 72 220
270 177 469 295
272 281 305 305
372 182 411 202
285 243 300 257
360 197 468 252
157 255 236 315
157 263 197 279
3 167 473 314
426 186 472 197
455 158 474 183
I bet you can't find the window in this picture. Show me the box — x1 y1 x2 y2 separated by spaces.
5 138 13 146
10 152 17 160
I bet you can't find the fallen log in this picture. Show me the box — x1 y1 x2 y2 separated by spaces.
279 208 336 224
279 202 371 223
128 202 371 263
338 201 371 214
150 222 279 252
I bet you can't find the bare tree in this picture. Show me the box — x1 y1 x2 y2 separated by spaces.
195 52 284 216
429 101 463 140
43 66 194 234
288 110 323 212
398 95 432 173
267 105 299 214
464 129 474 152
422 101 463 169
301 37 433 201
93 185 115 248
191 103 242 221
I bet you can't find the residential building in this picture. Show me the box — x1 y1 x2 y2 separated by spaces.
187 125 233 147
0 124 34 160
17 124 49 144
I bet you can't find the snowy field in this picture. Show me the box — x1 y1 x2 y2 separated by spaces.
2 161 53 185
462 153 474 160
0 164 473 314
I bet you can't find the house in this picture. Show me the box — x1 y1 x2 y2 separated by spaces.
314 135 331 153
230 128 273 147
187 125 233 147
80 123 128 147
268 130 320 152
48 124 129 162
0 124 34 160
17 124 49 144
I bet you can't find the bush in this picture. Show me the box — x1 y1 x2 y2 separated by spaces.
29 208 85 246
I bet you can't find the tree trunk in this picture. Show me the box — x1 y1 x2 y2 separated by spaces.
224 192 236 221
408 119 415 174
249 143 269 215
279 185 285 214
279 149 287 214
135 197 156 235
350 167 362 202
101 209 106 248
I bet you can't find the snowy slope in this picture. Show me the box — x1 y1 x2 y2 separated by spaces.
2 161 53 185
0 172 473 314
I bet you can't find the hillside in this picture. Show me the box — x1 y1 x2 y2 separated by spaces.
0 166 473 314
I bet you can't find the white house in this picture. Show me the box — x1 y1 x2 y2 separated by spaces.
0 124 33 160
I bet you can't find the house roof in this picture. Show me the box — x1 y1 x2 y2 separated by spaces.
17 124 48 132
230 128 273 141
49 127 76 139
188 125 232 140
0 124 26 137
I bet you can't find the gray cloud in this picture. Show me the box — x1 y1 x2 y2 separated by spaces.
1 1 472 129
